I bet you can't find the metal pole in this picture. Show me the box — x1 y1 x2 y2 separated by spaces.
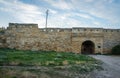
45 9 49 31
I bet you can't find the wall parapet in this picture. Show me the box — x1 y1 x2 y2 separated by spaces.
40 28 72 32
8 23 38 29
103 29 120 32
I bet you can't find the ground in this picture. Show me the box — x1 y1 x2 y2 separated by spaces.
0 49 101 78
1 48 120 78
90 55 120 78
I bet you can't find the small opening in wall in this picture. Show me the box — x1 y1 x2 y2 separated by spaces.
98 46 101 48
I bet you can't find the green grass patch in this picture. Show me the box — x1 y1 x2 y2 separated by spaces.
0 48 102 77
0 48 100 66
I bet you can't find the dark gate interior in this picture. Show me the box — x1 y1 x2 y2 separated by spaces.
81 40 95 54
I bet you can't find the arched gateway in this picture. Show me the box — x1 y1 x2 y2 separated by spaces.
81 40 95 54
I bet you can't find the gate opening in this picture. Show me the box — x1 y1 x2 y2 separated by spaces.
81 40 95 54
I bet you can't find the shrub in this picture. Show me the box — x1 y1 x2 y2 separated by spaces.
111 45 120 55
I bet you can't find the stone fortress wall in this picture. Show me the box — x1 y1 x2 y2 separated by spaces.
0 23 120 54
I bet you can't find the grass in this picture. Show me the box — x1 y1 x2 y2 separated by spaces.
0 48 99 66
0 48 102 78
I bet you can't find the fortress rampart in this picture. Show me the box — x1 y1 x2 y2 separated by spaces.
0 23 120 54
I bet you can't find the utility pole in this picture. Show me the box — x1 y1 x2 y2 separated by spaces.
45 9 49 31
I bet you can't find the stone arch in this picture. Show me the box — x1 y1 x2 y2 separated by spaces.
81 40 95 54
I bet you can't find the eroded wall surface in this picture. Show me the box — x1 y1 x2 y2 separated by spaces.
0 23 120 54
103 29 120 53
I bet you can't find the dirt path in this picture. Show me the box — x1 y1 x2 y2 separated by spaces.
90 55 120 78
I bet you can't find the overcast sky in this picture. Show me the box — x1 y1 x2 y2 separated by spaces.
0 0 120 28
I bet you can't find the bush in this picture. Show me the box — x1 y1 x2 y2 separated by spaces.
111 45 120 55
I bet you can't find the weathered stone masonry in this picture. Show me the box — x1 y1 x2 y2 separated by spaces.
0 23 120 54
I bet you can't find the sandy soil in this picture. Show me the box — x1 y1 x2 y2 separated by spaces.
90 55 120 78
